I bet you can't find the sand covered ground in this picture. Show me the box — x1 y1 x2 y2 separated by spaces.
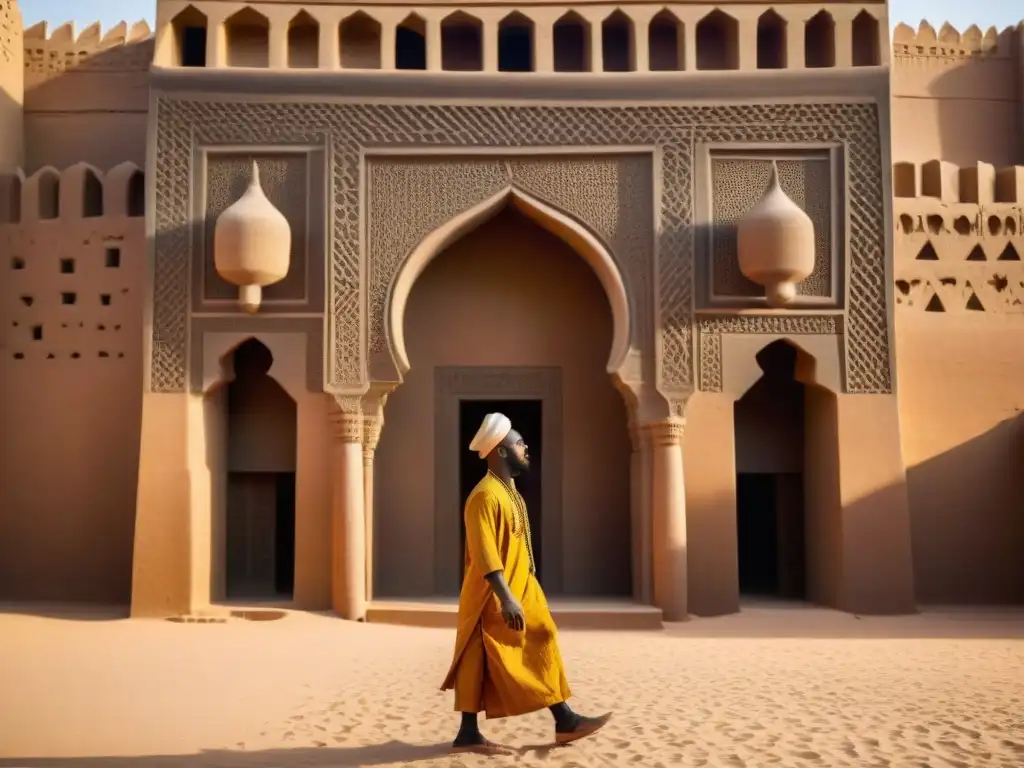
1 603 1022 767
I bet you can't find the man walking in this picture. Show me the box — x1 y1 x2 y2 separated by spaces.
440 412 612 755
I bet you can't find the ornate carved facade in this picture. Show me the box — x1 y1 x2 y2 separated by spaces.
1 2 1022 618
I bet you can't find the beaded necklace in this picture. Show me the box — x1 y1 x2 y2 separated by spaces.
488 470 536 575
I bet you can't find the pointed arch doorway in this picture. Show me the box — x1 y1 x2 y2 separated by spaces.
373 193 634 602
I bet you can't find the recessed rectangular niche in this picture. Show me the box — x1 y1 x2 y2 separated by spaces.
698 146 841 309
60 258 75 274
100 293 112 306
61 292 77 305
31 324 42 340
105 247 121 268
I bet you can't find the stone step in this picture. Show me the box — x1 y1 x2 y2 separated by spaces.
366 598 663 631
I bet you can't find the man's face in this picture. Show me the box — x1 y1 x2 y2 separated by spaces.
501 428 530 476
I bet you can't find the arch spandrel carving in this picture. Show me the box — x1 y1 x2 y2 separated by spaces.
366 154 655 385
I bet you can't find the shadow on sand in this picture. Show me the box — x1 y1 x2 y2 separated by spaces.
0 742 582 767
0 741 453 768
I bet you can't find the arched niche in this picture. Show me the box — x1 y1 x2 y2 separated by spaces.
728 337 844 608
386 187 632 383
202 336 299 602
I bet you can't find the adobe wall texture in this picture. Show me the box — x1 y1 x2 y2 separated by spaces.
0 5 1022 606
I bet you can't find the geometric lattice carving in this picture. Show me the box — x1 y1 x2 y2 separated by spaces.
152 98 891 395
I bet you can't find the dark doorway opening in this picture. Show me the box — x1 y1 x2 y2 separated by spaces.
226 471 296 598
459 399 543 579
736 472 805 597
733 340 807 600
223 338 297 601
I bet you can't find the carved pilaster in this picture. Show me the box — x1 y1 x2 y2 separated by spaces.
358 387 391 605
328 394 366 619
643 417 688 621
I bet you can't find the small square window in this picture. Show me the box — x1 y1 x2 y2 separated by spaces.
105 247 121 268
11 257 24 269
61 292 76 305
100 293 112 306
60 258 75 274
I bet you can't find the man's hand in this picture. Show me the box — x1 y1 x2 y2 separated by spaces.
500 596 525 632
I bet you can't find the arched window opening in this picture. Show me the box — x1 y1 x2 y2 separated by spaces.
498 12 534 72
695 10 739 70
224 8 270 68
757 10 787 69
340 12 382 69
648 11 684 71
82 169 103 218
553 12 590 73
127 170 145 218
171 5 207 67
804 11 835 68
39 172 60 220
441 12 483 71
601 10 635 72
395 14 427 70
852 11 880 66
287 11 319 68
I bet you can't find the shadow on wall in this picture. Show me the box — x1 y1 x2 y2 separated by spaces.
22 39 153 172
905 412 1024 605
931 59 1023 167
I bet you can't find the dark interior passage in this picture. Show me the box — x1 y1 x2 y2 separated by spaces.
459 399 543 580
736 472 805 597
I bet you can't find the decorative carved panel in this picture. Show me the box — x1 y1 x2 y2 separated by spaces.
152 99 891 396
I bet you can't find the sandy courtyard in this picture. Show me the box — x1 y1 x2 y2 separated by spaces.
0 605 1022 768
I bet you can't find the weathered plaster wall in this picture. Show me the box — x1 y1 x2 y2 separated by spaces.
890 22 1023 167
0 163 146 602
893 185 1024 604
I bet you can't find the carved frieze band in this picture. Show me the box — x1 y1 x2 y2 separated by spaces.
152 99 889 396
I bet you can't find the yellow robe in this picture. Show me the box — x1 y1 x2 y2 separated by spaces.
440 471 572 719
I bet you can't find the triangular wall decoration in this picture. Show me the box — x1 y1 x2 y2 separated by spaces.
966 244 987 261
964 289 985 311
997 243 1020 261
924 293 945 312
916 242 939 260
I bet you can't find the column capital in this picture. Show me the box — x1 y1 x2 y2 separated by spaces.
362 416 382 461
643 417 685 446
329 395 362 443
